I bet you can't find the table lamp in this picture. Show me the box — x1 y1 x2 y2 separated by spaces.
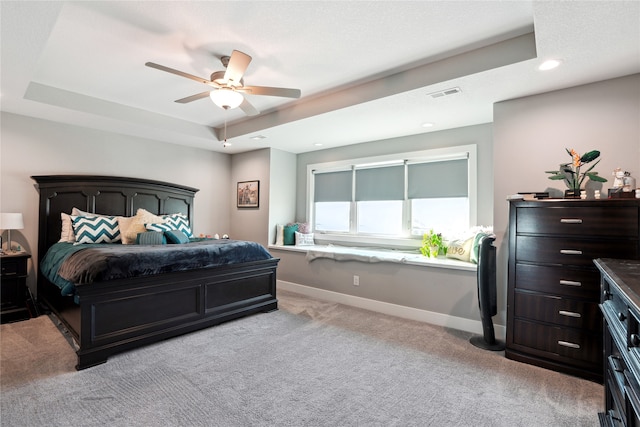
0 212 24 253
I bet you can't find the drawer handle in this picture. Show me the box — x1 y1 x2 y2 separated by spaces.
619 312 627 322
558 340 580 349
559 280 582 287
560 249 583 255
559 310 581 318
560 218 583 224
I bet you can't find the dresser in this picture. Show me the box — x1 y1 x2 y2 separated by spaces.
507 199 640 382
597 258 640 426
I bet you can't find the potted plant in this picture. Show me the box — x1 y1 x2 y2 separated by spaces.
545 148 607 197
420 229 447 258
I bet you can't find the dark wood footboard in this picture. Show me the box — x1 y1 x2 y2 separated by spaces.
74 258 278 369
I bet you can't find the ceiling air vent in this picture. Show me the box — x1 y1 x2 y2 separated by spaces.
427 87 461 99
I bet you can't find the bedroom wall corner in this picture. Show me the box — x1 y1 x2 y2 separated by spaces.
230 148 272 247
492 73 640 325
267 148 297 245
0 111 232 296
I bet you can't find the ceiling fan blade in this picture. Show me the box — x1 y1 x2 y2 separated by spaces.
175 91 211 104
240 85 301 98
145 62 220 89
224 50 252 85
239 97 260 117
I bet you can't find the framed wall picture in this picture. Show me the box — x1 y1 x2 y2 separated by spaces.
237 180 260 208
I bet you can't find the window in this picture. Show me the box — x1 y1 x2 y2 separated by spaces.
308 145 477 247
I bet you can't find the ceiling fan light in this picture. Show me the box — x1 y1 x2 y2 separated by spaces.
210 89 244 109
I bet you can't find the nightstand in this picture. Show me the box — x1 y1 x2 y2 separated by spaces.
1 252 34 323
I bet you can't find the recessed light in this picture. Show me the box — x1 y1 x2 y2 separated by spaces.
313 143 323 147
251 135 266 140
422 122 434 128
538 59 562 71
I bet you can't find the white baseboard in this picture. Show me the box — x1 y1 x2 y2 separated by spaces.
277 279 506 340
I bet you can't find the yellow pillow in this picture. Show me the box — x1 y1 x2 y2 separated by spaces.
446 236 474 262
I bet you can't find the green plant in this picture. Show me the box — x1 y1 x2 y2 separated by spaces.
420 229 447 258
545 148 607 192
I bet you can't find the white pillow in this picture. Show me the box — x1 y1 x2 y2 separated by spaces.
275 224 284 245
295 231 314 246
59 212 76 243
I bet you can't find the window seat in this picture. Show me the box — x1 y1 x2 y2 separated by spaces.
268 244 477 272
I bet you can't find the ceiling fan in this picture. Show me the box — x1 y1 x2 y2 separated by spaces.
145 50 301 117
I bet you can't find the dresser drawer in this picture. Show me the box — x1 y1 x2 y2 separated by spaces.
512 319 602 364
515 263 599 299
514 291 601 331
516 236 638 266
516 206 639 237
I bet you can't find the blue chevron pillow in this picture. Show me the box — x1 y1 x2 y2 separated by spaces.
162 213 193 237
72 215 121 244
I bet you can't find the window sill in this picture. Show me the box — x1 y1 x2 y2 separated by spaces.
268 244 477 272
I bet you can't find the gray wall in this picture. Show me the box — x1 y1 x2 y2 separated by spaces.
230 148 271 247
0 112 231 294
267 149 297 245
2 73 638 331
275 73 639 329
272 123 494 328
492 73 640 324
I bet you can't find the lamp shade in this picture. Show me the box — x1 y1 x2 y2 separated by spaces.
0 213 24 230
210 88 244 110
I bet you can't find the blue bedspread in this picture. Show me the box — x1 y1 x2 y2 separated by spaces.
41 239 273 296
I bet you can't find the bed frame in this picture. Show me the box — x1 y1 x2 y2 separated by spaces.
32 175 279 370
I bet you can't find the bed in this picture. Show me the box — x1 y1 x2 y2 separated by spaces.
32 175 279 370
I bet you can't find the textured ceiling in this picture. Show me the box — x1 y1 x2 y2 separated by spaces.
1 1 638 154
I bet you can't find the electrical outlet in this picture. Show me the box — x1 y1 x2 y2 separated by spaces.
353 275 360 286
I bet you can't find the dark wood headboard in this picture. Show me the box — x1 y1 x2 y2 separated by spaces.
31 175 199 263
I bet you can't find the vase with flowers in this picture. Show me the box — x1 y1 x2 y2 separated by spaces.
545 148 607 198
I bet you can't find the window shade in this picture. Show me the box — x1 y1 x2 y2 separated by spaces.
314 170 352 202
355 165 404 201
407 159 468 199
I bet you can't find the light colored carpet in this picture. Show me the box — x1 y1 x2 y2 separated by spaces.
1 290 602 426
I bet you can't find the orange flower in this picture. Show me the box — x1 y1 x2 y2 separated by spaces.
570 149 582 168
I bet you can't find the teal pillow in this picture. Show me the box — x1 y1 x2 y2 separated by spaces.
283 224 299 245
165 230 189 244
136 231 166 245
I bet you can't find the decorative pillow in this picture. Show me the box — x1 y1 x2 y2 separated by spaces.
165 230 190 244
136 231 166 245
275 224 284 245
63 208 115 243
446 236 474 262
283 224 299 245
296 222 311 234
163 213 193 237
59 212 76 243
145 222 176 233
121 208 166 245
72 215 121 244
295 231 314 246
